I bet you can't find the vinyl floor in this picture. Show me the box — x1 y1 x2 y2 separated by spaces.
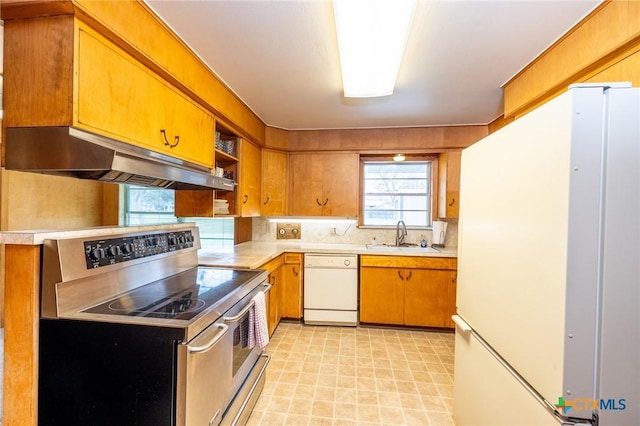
247 322 455 426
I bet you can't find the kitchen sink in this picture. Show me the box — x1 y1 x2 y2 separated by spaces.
365 244 441 253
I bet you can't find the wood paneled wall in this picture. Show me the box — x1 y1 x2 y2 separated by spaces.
0 170 109 231
274 125 488 152
264 126 290 150
504 0 640 119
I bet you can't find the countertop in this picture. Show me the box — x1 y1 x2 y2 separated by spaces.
198 241 457 269
0 226 456 269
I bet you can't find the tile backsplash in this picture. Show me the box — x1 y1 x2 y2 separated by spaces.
252 217 458 249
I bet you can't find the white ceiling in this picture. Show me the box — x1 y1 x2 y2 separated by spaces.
145 0 602 130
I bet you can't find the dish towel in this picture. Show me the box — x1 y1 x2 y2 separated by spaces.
248 291 269 349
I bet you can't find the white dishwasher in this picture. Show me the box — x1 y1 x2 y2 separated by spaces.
304 253 358 326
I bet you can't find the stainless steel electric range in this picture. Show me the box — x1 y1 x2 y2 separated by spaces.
38 224 269 426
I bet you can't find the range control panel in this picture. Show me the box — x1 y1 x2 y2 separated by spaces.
84 230 195 269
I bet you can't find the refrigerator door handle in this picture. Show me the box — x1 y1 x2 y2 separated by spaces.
451 315 472 333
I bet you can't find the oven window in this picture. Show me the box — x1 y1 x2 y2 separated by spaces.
122 185 235 249
231 312 253 377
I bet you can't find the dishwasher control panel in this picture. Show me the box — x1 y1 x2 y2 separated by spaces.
304 254 358 269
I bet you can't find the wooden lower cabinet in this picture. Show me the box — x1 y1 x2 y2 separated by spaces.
260 252 304 336
260 255 283 337
281 253 303 319
266 266 283 337
360 256 457 328
360 267 404 325
404 269 453 328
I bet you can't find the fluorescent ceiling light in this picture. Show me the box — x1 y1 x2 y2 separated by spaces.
334 0 416 98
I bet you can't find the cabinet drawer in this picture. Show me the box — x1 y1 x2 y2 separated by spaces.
283 253 302 264
360 255 456 270
76 26 214 168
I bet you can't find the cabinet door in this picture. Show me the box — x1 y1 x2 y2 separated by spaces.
404 269 452 328
360 266 404 325
320 153 359 217
267 266 284 337
237 140 262 217
446 271 457 328
76 26 214 168
267 271 279 337
261 150 288 216
446 151 461 218
282 254 303 319
439 150 461 218
289 153 323 216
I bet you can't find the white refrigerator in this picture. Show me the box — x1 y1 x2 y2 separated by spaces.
452 83 639 426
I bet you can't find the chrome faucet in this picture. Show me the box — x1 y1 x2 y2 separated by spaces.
396 220 407 246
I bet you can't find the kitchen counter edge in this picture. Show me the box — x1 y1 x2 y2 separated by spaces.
198 241 457 269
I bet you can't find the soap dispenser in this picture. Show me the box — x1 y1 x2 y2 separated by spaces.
420 235 428 248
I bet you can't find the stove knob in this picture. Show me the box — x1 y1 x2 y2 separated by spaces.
121 243 133 254
107 246 121 256
168 236 178 245
90 248 105 261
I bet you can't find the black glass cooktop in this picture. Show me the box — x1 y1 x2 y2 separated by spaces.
83 267 264 321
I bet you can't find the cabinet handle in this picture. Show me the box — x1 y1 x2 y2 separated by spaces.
405 271 412 281
160 129 180 148
397 270 405 281
322 198 329 206
263 196 270 205
292 267 298 276
448 197 455 207
243 195 249 204
316 198 322 206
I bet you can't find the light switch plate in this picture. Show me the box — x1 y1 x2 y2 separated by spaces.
277 223 301 239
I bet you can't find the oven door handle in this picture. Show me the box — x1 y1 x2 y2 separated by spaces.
186 323 229 353
223 283 272 323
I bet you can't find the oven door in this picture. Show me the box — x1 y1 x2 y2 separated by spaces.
223 282 271 398
176 320 231 426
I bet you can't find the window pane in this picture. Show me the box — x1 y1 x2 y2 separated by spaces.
363 178 428 194
127 187 175 213
123 185 235 250
362 161 431 227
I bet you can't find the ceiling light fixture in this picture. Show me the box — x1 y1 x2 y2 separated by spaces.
333 0 417 98
393 153 406 162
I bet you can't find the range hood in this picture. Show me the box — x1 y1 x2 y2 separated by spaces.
4 127 235 191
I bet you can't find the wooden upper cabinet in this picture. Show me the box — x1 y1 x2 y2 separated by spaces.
237 140 262 217
438 150 462 218
261 149 288 216
4 17 214 168
76 26 214 167
289 152 359 217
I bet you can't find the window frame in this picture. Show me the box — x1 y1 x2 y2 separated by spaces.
358 154 439 229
